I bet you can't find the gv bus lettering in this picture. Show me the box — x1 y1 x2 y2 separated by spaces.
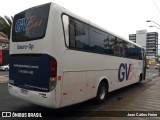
118 63 134 82
15 15 42 32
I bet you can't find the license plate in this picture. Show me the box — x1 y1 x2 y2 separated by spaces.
21 89 28 95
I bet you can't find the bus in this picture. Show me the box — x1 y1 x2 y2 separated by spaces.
9 2 146 108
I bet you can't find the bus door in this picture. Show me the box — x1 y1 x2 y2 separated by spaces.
142 48 146 80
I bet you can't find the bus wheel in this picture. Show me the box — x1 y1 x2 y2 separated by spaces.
96 82 107 103
5 68 9 71
138 74 142 83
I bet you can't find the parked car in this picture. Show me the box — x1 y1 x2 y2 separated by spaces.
0 64 9 71
146 64 150 69
155 64 160 69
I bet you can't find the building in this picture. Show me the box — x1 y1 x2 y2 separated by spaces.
0 32 9 65
129 34 136 43
129 31 158 59
0 32 9 50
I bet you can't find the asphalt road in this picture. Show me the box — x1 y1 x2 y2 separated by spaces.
0 71 8 76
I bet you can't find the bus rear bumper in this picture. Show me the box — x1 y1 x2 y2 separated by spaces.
8 83 59 108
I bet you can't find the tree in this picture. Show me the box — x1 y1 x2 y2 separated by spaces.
0 15 13 38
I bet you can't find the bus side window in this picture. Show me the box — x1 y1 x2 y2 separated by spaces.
62 15 69 46
69 17 89 50
69 18 76 48
74 21 89 50
112 38 120 56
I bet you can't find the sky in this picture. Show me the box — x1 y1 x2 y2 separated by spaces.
1 0 160 40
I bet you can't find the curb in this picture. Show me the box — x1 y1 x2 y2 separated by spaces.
0 76 9 83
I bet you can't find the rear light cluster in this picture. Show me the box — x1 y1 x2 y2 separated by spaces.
49 57 57 91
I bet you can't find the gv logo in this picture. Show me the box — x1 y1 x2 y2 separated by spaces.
15 18 29 32
118 63 132 82
15 16 42 33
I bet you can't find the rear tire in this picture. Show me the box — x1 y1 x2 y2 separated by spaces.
5 68 8 71
96 82 107 103
138 74 142 83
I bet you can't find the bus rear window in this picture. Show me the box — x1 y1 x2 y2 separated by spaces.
12 3 51 42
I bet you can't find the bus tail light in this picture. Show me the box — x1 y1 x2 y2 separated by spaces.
49 57 57 91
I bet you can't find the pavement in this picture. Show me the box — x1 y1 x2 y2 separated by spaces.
82 76 160 119
0 75 9 83
106 76 160 111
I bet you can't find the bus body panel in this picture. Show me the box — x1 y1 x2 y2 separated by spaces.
9 2 145 108
9 3 65 108
60 49 143 107
9 54 50 92
8 84 58 108
61 71 86 106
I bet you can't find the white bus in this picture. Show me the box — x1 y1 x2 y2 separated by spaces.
9 2 146 108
